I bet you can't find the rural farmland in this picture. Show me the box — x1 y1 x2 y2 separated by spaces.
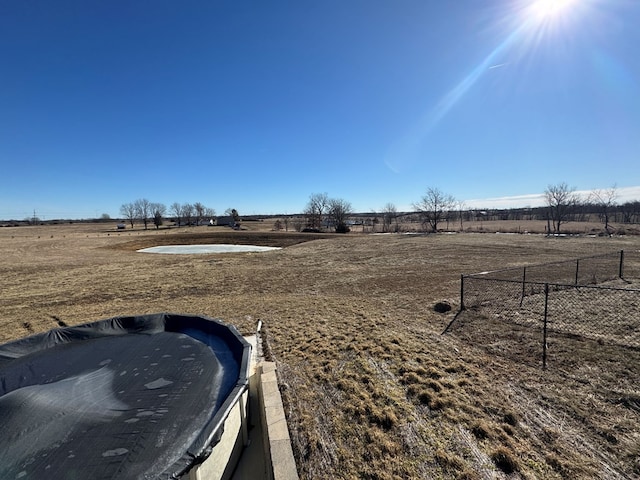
1 222 639 479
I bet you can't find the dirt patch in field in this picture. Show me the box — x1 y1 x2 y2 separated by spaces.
1 224 639 479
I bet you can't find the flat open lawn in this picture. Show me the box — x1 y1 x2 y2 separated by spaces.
1 223 639 479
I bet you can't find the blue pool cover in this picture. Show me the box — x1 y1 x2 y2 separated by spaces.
0 313 250 479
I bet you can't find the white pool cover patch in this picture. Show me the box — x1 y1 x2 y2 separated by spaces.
137 244 282 254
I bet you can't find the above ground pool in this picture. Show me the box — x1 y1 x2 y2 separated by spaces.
0 313 250 479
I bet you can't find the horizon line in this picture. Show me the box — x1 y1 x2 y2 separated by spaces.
2 186 639 221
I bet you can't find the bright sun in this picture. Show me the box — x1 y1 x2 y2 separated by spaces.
531 0 577 20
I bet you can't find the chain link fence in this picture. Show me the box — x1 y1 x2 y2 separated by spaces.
447 250 640 368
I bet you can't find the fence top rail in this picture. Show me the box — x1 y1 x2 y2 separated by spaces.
464 250 623 279
463 276 640 293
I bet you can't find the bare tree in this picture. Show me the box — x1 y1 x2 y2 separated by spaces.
202 207 215 225
621 200 640 224
194 202 205 226
120 202 137 229
292 217 304 232
457 201 467 231
544 183 580 234
134 198 152 230
368 211 380 233
151 203 166 230
413 188 456 232
181 203 194 226
328 198 353 233
382 203 398 233
589 186 618 235
303 193 329 231
223 208 240 222
170 202 182 226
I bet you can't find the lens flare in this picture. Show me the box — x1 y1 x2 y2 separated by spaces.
530 0 577 21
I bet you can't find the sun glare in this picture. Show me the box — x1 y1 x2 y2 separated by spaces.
531 0 577 20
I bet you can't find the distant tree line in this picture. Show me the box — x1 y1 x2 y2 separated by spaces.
119 199 218 230
297 184 639 236
49 184 640 235
412 183 640 234
542 183 639 235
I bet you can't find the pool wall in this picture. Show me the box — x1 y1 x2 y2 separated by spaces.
188 366 251 480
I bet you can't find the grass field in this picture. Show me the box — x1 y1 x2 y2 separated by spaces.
1 222 639 479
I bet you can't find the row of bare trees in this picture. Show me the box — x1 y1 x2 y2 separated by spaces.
302 190 462 234
417 184 633 234
301 184 631 236
410 183 631 234
543 183 624 234
303 181 639 236
301 189 458 234
119 200 216 230
120 186 633 234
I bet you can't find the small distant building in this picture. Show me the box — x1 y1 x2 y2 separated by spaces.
215 216 237 228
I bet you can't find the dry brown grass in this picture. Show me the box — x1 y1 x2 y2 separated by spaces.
1 222 639 479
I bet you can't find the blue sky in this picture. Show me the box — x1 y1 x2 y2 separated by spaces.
1 0 639 219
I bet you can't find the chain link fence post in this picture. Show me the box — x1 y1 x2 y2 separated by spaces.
451 251 638 367
619 250 624 278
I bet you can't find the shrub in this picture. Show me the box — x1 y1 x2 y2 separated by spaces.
470 420 491 439
417 390 433 405
503 411 519 427
491 447 519 474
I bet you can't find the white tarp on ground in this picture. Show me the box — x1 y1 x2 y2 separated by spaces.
137 244 282 254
